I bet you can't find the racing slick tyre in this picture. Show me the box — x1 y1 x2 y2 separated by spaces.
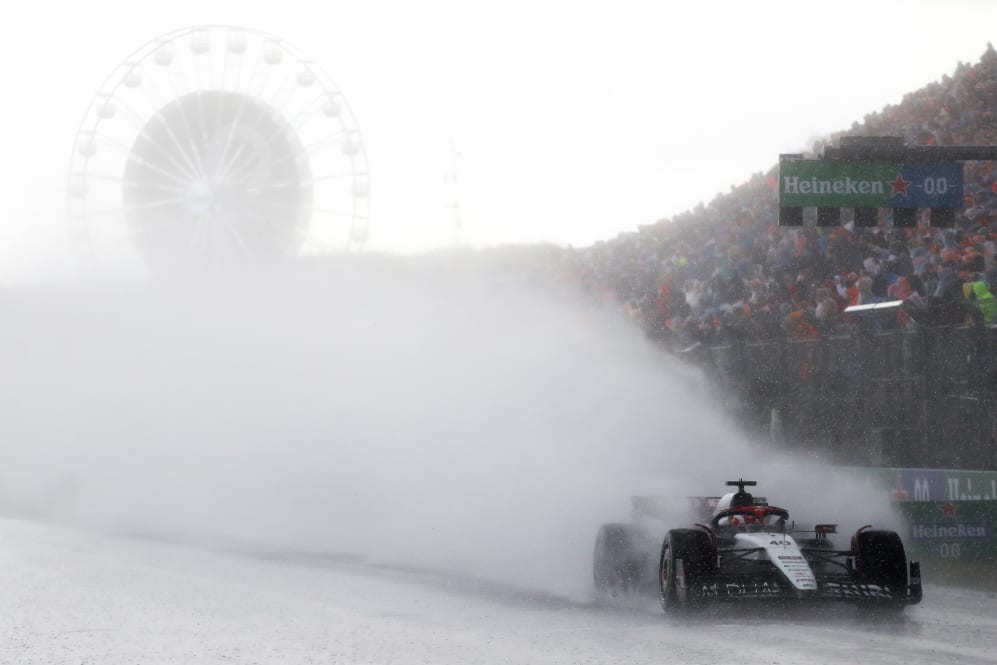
659 529 714 613
852 529 909 612
593 524 654 596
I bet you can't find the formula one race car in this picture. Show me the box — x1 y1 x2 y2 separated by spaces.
593 479 922 612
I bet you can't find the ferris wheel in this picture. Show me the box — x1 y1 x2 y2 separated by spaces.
68 25 369 275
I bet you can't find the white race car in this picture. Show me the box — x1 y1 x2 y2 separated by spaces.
593 479 922 612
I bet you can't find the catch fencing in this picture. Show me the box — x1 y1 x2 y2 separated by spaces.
686 325 997 470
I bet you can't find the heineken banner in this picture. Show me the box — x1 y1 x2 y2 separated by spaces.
779 160 964 209
833 466 997 561
902 501 996 561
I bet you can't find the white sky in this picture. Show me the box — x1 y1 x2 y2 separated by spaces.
2 0 997 281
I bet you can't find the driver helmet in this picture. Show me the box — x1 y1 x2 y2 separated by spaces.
717 512 757 527
728 513 757 526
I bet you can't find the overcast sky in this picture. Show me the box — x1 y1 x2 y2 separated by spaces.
2 0 996 281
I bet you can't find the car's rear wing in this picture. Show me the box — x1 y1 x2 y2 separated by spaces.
631 494 771 522
630 496 720 522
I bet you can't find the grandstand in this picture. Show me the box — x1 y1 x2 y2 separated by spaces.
572 45 997 470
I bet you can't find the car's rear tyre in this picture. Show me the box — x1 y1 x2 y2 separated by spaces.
853 529 909 612
659 528 714 613
593 523 653 596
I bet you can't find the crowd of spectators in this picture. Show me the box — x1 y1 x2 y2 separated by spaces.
572 45 997 349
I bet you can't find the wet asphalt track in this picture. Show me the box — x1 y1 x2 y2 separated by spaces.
1 517 995 665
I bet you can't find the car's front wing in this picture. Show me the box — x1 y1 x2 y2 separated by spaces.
687 561 922 604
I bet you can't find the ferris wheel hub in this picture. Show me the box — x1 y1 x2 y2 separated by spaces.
184 180 214 214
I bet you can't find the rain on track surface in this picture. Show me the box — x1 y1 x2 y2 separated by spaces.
2 517 996 665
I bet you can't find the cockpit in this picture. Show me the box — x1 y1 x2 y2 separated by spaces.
711 481 789 532
712 506 790 531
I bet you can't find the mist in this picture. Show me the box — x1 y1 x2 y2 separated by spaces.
0 253 896 598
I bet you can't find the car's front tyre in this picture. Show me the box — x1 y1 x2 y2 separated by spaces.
853 529 910 613
659 529 714 613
